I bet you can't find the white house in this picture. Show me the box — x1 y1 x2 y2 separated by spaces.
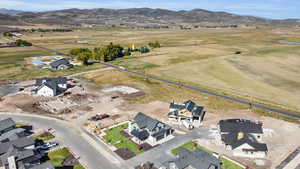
168 100 206 128
128 113 174 146
218 119 268 158
34 77 68 97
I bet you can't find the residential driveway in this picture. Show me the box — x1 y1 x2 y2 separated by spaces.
126 127 212 167
0 113 123 169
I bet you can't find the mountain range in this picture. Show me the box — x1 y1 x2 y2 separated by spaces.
0 8 299 28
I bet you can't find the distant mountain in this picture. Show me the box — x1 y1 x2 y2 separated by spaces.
1 8 299 27
0 13 24 25
0 8 24 15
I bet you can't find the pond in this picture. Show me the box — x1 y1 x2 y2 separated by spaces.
278 41 300 45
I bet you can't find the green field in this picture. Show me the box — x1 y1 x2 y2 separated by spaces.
1 27 300 113
171 141 244 169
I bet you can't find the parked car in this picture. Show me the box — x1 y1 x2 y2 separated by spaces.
38 142 59 150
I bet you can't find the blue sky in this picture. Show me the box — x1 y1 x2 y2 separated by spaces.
1 0 300 19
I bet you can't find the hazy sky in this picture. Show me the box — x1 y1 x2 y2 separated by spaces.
1 0 300 19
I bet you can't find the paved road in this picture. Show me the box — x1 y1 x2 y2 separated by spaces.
275 147 300 169
32 44 300 120
0 113 122 169
126 128 212 167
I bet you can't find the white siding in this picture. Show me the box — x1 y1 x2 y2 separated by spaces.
37 86 55 97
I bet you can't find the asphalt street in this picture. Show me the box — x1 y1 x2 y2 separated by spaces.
126 128 212 167
0 113 122 169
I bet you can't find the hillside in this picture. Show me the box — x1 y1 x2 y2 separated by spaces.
0 8 299 27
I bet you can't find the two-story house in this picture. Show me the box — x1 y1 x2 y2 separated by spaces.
128 113 174 146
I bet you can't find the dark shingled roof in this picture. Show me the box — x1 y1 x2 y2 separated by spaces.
168 148 221 169
219 119 263 134
35 77 67 86
130 129 149 141
50 58 71 69
0 128 25 142
134 113 160 131
0 118 15 132
169 100 205 117
221 132 268 151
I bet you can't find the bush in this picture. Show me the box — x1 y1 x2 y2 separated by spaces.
15 39 32 47
148 41 161 48
235 51 242 54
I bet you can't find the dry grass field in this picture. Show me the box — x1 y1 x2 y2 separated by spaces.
1 26 300 112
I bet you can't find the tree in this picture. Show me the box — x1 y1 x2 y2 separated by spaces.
93 47 103 61
124 48 131 56
100 42 124 62
76 52 92 65
70 48 92 56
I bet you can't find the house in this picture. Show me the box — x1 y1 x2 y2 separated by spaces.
128 113 174 146
0 144 52 169
0 137 36 156
168 100 206 128
0 118 16 135
218 119 268 158
160 148 221 169
50 58 73 70
34 77 68 97
0 128 26 143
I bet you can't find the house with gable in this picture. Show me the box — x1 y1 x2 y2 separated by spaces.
160 148 221 169
34 77 68 97
168 100 206 128
50 58 73 70
128 113 174 146
218 119 268 158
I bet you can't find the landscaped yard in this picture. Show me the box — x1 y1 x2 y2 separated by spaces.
171 141 244 169
48 148 72 167
102 123 143 154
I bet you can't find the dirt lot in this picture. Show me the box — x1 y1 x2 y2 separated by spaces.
196 111 300 169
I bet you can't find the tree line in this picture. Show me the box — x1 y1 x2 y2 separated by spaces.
70 41 160 65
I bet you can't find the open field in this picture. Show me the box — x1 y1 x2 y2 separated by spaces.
1 27 300 111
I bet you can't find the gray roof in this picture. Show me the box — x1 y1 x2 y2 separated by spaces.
219 119 263 134
224 133 268 151
134 113 160 131
30 162 55 169
0 137 35 155
50 58 71 68
167 148 220 169
0 128 25 142
169 100 205 117
35 77 67 86
0 118 16 132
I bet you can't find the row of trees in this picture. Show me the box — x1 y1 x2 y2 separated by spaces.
70 43 129 65
71 41 160 65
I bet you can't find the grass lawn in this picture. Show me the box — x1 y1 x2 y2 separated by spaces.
171 141 244 169
102 123 143 154
74 164 86 169
47 148 72 167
